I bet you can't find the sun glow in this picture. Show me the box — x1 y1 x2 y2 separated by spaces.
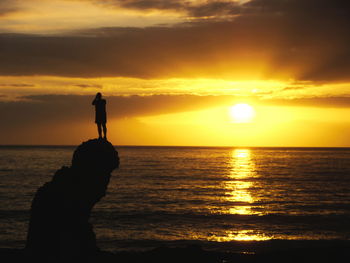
230 104 255 123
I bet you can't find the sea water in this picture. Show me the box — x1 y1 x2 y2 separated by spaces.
0 146 350 251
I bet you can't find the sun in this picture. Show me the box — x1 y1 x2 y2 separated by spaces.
230 103 255 123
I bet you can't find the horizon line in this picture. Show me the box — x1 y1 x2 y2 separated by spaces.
1 144 350 149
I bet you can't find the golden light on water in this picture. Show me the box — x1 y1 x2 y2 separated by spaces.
230 230 270 241
211 149 272 242
210 230 271 242
224 149 257 215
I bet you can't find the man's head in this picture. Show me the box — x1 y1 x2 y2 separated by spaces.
95 92 102 100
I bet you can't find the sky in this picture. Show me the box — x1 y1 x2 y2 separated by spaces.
1 0 350 146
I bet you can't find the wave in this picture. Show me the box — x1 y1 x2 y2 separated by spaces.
3 209 350 223
98 238 350 253
90 210 350 222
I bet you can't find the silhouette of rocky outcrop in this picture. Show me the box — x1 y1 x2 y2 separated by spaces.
25 139 119 261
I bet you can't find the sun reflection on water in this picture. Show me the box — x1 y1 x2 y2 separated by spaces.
213 149 272 241
210 230 271 242
225 149 256 215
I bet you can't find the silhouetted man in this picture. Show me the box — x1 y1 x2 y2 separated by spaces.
92 93 107 139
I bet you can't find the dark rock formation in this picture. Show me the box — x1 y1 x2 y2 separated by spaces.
25 139 119 261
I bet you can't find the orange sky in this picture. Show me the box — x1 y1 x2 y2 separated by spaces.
1 0 350 146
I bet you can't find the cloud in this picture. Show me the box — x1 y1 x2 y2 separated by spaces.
0 83 35 87
249 0 350 80
280 86 310 91
1 93 350 145
266 97 350 109
92 0 242 17
0 93 240 144
0 0 350 82
0 94 237 128
116 0 184 11
2 93 350 132
0 0 19 17
74 84 103 89
188 1 241 17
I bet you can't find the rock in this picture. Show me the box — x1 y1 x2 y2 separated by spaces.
25 139 119 261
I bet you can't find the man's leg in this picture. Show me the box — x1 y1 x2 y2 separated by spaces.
97 124 102 138
102 123 107 139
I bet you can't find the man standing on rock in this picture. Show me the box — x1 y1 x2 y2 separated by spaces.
92 92 107 139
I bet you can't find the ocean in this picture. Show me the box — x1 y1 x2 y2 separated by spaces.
1 146 350 252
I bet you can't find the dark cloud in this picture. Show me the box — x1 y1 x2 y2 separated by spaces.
117 0 184 11
281 86 309 91
93 0 241 17
74 84 103 89
245 0 350 16
1 93 350 144
0 0 18 16
1 0 350 81
0 94 237 128
0 93 239 143
244 0 350 81
188 1 241 17
2 94 350 132
0 83 35 87
266 97 350 108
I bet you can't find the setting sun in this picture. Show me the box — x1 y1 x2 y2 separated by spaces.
230 104 255 123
